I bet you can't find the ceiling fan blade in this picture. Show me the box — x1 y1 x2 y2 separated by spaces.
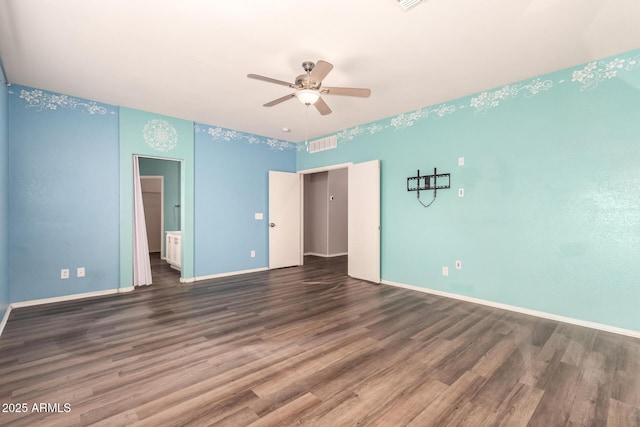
322 87 371 97
247 74 295 88
314 96 332 115
263 93 296 107
309 60 333 83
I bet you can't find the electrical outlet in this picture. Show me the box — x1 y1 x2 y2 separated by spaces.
77 267 85 277
251 250 256 258
254 213 263 220
442 266 449 276
61 269 69 279
455 260 462 270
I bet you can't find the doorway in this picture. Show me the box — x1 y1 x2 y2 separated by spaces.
303 168 348 258
269 161 380 283
137 156 182 287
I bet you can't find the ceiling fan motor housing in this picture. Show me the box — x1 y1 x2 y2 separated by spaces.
302 61 315 73
295 74 321 89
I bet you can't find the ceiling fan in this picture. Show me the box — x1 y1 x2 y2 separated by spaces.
247 60 371 115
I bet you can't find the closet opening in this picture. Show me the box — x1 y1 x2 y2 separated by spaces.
303 168 349 261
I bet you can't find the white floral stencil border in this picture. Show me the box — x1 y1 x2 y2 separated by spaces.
9 88 116 115
317 51 640 147
304 103 458 151
7 52 639 150
195 125 295 151
571 56 639 91
468 78 553 114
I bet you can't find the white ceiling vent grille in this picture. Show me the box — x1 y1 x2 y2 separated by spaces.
308 135 337 154
397 0 427 11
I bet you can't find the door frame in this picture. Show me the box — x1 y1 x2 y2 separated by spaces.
134 155 183 276
298 162 354 266
140 175 165 256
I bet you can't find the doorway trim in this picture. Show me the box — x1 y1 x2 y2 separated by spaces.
298 162 353 175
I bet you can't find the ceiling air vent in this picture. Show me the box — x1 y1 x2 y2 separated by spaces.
397 0 426 11
308 135 337 154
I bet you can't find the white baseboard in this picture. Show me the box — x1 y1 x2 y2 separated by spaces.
381 279 640 340
182 267 269 283
0 305 11 338
10 287 134 309
304 252 348 258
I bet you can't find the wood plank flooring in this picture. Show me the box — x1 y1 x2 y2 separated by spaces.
1 256 639 426
149 252 181 288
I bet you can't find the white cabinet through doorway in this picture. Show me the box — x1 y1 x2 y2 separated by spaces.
166 231 182 270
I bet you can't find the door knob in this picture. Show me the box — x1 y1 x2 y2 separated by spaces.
270 223 276 227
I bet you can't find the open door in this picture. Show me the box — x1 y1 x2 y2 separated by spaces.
269 171 302 269
348 160 380 283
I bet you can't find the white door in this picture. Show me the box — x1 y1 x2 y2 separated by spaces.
269 171 302 269
348 160 380 283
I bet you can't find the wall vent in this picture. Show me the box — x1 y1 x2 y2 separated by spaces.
397 0 426 11
308 135 337 153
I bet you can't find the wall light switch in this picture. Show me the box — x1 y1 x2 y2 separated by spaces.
458 188 464 197
61 269 69 279
255 213 263 220
455 260 462 270
251 250 256 258
442 266 449 276
458 157 464 166
77 267 85 277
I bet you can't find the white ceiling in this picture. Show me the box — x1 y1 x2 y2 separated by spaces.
1 0 639 142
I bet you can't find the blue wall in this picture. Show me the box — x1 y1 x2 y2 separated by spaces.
3 85 295 301
8 86 120 302
194 124 295 276
298 50 640 332
0 83 8 319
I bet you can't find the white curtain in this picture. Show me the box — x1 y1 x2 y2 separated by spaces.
133 155 153 286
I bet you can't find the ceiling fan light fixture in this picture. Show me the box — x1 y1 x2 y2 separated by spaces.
296 89 320 105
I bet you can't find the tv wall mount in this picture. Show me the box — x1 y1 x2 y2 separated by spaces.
407 167 450 208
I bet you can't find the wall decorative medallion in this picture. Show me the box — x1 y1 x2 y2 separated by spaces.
143 119 178 152
11 88 113 115
195 125 294 151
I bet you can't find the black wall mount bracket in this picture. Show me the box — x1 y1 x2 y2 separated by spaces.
407 168 450 208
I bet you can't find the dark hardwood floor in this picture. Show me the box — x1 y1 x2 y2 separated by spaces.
1 256 639 426
149 252 181 288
